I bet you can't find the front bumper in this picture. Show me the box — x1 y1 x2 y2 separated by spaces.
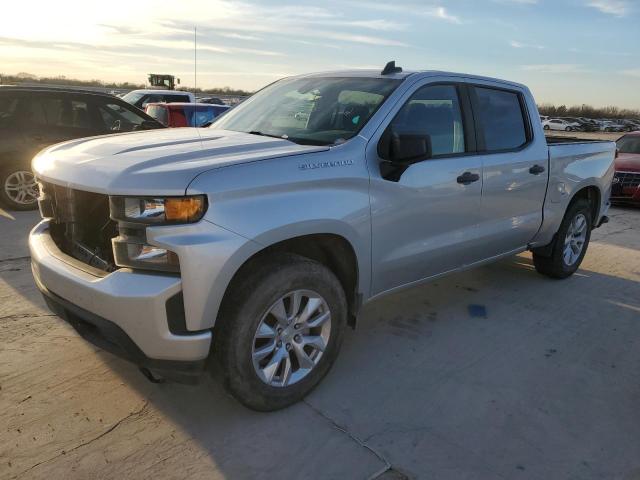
29 220 212 380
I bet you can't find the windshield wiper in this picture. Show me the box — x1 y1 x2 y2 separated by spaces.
248 130 289 140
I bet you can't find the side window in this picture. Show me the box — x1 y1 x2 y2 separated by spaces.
473 87 528 151
144 105 168 126
98 102 147 131
23 98 48 126
390 84 466 157
0 96 19 127
141 95 161 108
40 97 93 129
163 94 191 103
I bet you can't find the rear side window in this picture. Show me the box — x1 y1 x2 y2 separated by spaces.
163 94 191 103
474 87 528 151
390 84 466 157
145 105 169 126
40 97 93 129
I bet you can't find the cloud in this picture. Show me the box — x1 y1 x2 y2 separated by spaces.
510 40 545 49
422 6 462 24
218 32 262 41
344 2 463 23
586 0 630 16
521 64 587 73
622 68 640 78
493 0 538 4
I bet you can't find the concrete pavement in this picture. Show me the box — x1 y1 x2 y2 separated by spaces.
1 208 639 479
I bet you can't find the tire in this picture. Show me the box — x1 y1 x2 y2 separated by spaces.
543 125 550 131
532 198 592 279
0 165 39 211
214 253 347 411
565 126 571 131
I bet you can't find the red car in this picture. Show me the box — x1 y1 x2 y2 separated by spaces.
613 132 640 205
145 102 230 128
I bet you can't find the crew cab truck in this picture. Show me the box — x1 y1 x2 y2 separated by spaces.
30 63 614 411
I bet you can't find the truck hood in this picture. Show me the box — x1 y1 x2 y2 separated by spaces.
33 128 329 195
615 152 640 172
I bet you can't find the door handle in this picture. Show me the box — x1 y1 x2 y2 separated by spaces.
456 171 480 185
529 164 545 175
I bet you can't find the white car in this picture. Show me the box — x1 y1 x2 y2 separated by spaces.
542 118 581 132
121 89 195 110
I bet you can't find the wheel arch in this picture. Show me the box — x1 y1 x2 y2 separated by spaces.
216 230 364 333
568 184 601 225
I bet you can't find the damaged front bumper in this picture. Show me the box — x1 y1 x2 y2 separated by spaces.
29 220 212 384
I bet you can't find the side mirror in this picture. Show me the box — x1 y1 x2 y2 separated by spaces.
389 131 432 164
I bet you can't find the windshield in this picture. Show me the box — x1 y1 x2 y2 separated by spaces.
210 77 401 146
122 91 145 105
617 135 640 154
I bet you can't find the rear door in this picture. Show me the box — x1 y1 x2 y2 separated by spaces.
368 81 484 295
469 84 548 256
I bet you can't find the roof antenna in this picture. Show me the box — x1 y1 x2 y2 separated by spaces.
381 60 402 75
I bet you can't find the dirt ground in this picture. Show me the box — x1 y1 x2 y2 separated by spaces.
1 199 640 477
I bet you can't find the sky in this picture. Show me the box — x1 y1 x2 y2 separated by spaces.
1 0 639 108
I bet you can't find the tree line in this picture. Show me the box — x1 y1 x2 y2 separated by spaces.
0 72 253 97
537 103 640 120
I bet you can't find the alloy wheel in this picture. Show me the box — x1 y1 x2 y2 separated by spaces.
4 170 38 206
252 289 332 387
563 213 587 266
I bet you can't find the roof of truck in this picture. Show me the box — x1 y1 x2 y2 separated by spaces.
298 68 528 90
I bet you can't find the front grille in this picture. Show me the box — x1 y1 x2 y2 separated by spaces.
38 181 118 271
612 171 640 198
614 171 640 189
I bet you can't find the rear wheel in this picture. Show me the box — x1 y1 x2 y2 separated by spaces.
533 199 592 279
0 166 39 211
215 253 347 411
565 126 572 131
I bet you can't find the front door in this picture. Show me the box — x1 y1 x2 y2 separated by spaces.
368 82 484 296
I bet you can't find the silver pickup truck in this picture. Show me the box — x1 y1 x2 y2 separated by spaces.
30 63 614 411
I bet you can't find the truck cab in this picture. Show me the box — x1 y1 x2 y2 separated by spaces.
29 63 614 411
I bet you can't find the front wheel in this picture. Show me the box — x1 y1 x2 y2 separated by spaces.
565 126 572 131
215 253 347 411
532 198 592 279
0 167 39 211
543 125 550 130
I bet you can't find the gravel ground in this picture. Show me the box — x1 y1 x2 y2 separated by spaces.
1 204 639 480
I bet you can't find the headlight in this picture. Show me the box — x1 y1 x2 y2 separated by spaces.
110 195 207 224
109 195 207 272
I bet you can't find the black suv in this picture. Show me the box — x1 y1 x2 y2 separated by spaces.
0 86 164 210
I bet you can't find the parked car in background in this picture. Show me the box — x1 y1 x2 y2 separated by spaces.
30 65 614 411
560 117 598 132
121 89 195 110
198 97 225 105
599 120 626 132
612 132 640 205
0 86 164 210
145 103 231 128
619 120 640 132
543 118 581 131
